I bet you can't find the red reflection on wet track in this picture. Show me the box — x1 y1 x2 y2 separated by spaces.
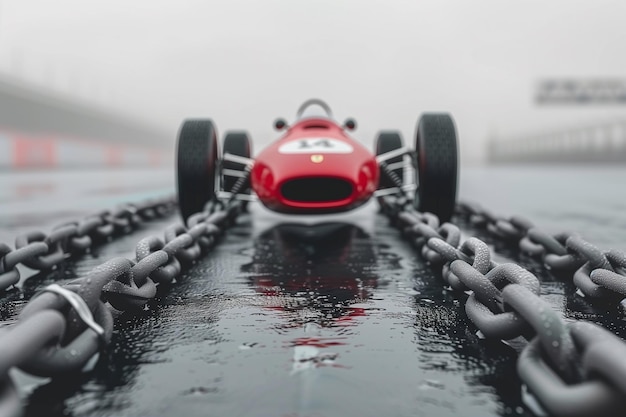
287 337 348 348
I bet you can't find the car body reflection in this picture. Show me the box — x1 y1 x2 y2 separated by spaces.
242 222 378 330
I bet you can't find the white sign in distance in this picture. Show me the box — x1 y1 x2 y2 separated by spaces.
278 137 354 154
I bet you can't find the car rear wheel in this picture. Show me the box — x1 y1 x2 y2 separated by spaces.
414 113 458 222
223 131 252 210
375 131 404 189
176 119 219 224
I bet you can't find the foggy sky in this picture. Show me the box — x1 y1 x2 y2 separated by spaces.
1 0 626 163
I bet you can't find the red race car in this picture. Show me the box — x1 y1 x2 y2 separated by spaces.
176 99 458 222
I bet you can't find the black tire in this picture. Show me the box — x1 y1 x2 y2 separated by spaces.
414 113 458 222
223 131 252 193
375 131 404 189
176 119 219 224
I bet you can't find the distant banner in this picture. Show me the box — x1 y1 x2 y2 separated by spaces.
536 79 626 104
0 132 171 169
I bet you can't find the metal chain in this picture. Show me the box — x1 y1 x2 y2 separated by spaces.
0 195 241 417
379 196 626 417
0 196 176 292
455 201 626 303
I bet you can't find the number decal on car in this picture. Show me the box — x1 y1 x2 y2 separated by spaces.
278 137 354 154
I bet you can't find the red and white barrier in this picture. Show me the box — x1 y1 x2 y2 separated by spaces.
0 131 172 169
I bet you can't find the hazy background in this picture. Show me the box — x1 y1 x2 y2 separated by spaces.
1 0 626 163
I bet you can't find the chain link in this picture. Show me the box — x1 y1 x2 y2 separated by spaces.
136 236 182 284
460 262 539 340
164 224 202 265
0 242 48 290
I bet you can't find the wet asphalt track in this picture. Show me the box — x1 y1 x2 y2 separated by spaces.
2 166 626 417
